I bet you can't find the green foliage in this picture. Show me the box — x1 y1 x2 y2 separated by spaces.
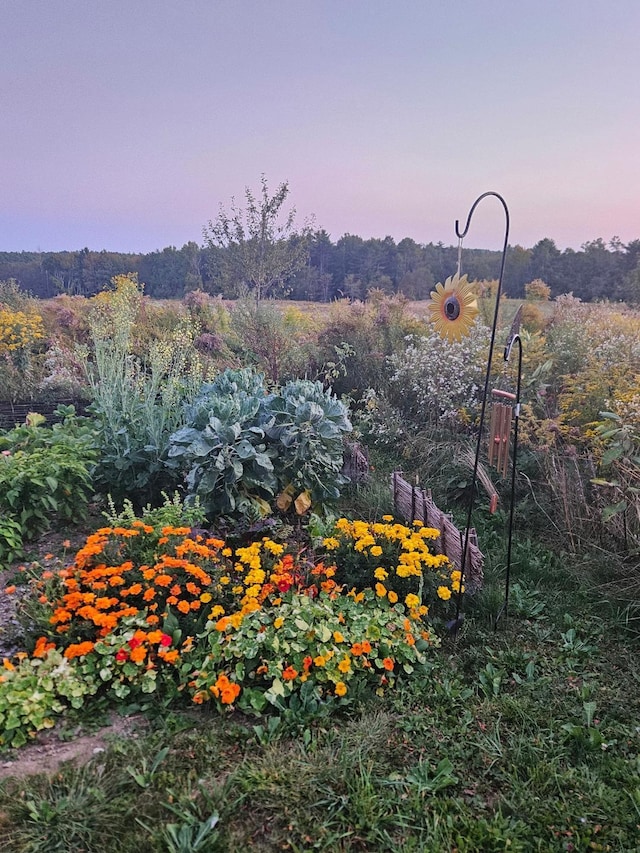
267 377 352 508
592 409 640 550
167 368 276 518
85 274 204 504
0 514 24 567
0 651 99 748
167 367 352 521
102 491 208 532
0 407 96 544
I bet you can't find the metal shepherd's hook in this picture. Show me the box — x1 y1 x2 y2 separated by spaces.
494 332 522 628
453 192 510 631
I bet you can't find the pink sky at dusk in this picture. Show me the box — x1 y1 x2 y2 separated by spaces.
1 0 638 254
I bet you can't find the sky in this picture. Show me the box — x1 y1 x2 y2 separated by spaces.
1 0 639 254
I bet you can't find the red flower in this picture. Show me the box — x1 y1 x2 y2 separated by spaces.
160 634 172 647
115 648 128 661
128 636 142 649
277 579 291 593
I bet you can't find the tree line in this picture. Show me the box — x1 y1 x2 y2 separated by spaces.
2 234 639 305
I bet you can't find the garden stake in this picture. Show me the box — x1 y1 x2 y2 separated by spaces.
494 332 522 630
452 192 510 635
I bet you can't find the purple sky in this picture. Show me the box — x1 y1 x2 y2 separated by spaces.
1 0 639 254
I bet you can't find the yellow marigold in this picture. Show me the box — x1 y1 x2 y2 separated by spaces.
375 582 387 598
437 586 452 601
370 545 383 557
387 590 398 604
382 514 394 522
322 537 339 550
405 593 420 609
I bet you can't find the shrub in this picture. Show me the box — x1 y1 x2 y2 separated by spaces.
0 407 97 547
387 324 491 428
167 368 352 521
85 274 205 504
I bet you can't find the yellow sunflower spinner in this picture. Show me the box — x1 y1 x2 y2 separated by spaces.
428 273 479 342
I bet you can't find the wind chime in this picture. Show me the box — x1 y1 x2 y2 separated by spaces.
488 389 516 478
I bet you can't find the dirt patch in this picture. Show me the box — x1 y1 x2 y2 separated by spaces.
0 714 148 780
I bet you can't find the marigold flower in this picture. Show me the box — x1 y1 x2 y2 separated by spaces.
159 649 179 664
33 637 55 658
177 600 190 614
437 586 452 601
405 593 420 609
375 583 387 598
382 657 394 671
388 590 398 604
335 681 347 696
64 641 95 659
282 666 298 681
370 546 383 557
220 684 240 704
130 645 147 663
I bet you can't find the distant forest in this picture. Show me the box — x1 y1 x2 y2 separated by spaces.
1 232 639 303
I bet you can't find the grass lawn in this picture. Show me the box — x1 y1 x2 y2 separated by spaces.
1 537 638 853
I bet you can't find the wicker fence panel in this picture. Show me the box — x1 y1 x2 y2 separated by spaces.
391 471 484 593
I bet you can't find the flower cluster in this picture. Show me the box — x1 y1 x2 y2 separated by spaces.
2 514 447 744
318 516 458 604
48 523 225 644
0 307 45 356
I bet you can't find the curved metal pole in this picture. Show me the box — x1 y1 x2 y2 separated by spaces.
453 192 510 629
495 333 522 629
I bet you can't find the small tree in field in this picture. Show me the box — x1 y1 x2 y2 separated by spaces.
525 279 552 301
203 175 312 300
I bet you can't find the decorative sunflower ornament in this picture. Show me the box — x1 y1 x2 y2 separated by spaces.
428 273 479 342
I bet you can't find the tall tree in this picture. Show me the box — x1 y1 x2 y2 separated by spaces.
203 175 312 300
